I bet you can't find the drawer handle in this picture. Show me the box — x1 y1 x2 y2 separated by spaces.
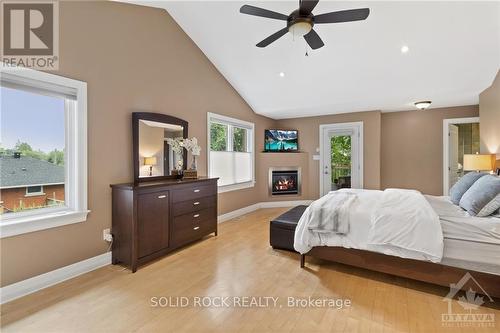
193 189 201 193
157 195 166 199
193 214 200 218
193 226 200 230
193 201 200 206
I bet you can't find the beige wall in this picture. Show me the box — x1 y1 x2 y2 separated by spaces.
0 1 276 287
278 111 382 199
381 105 479 195
479 70 500 169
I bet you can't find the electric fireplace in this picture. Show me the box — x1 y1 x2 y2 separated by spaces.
269 167 301 196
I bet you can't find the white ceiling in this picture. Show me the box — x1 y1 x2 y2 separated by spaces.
127 1 500 119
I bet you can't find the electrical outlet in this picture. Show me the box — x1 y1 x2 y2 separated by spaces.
103 228 113 242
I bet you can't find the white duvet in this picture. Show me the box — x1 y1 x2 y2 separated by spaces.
294 188 444 263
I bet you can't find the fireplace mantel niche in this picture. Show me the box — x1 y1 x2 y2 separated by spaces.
269 167 301 196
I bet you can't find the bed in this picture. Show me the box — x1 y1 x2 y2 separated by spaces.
295 188 500 298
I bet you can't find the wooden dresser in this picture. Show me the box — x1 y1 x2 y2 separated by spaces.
110 177 218 272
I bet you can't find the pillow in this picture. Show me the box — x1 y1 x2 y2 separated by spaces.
449 172 487 205
459 175 500 216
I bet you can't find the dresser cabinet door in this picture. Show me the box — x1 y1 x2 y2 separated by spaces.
137 191 169 258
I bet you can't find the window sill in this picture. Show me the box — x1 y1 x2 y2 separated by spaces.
218 181 255 193
25 193 45 197
0 210 90 238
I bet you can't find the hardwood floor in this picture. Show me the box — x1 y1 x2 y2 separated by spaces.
1 208 499 332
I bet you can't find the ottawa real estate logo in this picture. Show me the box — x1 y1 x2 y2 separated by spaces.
1 1 59 70
442 272 495 328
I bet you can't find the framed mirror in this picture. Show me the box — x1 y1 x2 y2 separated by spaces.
132 112 188 183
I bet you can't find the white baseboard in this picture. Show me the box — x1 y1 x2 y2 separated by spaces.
1 252 111 304
2 201 310 304
218 200 312 223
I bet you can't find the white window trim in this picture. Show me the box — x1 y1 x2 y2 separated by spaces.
207 112 255 193
25 186 44 196
442 117 480 196
0 66 88 238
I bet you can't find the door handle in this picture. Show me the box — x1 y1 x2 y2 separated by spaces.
193 214 200 218
193 226 200 230
193 201 200 206
193 189 200 193
157 195 166 199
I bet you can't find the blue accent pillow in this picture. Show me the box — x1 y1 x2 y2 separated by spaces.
449 172 487 205
459 175 500 216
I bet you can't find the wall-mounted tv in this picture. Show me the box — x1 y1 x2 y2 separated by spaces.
264 130 298 152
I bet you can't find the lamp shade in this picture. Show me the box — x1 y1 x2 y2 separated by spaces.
144 156 157 166
463 154 495 171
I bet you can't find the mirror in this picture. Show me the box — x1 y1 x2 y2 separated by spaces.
133 112 188 183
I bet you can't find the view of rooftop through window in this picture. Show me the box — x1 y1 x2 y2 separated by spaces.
0 86 66 215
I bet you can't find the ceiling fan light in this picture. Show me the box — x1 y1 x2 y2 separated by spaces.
289 22 312 37
414 101 432 110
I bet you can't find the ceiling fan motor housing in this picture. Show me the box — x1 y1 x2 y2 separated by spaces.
287 9 314 36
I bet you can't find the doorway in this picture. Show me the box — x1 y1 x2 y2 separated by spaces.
443 117 480 195
319 122 363 196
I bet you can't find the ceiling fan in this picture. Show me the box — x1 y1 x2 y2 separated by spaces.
240 0 369 50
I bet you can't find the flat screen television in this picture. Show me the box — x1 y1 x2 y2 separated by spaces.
264 129 298 152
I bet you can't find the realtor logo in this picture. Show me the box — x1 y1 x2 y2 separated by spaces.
441 272 495 328
1 1 59 69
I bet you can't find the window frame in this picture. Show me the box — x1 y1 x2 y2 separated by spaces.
207 112 255 193
25 186 45 196
0 66 88 238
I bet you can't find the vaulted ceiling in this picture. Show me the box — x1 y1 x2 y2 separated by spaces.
126 1 500 119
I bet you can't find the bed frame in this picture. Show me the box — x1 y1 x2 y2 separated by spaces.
300 246 500 298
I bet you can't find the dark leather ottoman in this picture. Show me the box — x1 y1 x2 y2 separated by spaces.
270 205 308 252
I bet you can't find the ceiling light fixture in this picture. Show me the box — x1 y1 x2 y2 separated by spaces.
279 72 285 77
414 101 432 110
401 45 409 53
289 21 313 37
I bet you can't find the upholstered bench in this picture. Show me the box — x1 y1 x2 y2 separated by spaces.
269 205 308 252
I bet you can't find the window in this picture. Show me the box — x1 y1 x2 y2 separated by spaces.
26 186 44 196
207 113 254 192
0 66 88 238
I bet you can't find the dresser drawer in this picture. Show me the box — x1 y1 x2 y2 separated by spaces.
173 195 216 217
172 184 216 203
173 207 217 246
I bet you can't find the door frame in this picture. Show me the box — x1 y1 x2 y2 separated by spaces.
319 122 364 196
442 117 480 195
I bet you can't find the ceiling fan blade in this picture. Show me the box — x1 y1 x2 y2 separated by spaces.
299 0 319 15
240 5 288 21
256 27 289 47
314 8 370 24
304 29 324 49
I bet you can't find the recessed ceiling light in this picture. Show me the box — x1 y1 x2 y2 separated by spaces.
401 45 409 54
414 101 432 110
279 72 285 77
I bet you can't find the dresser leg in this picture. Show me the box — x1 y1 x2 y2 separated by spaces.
214 230 218 236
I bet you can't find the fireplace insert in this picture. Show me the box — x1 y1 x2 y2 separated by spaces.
269 168 301 195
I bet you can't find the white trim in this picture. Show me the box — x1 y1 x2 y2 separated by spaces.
217 200 313 223
217 181 255 193
1 182 64 190
25 185 44 196
0 252 111 304
0 66 88 238
442 117 480 195
0 210 89 238
319 122 364 197
207 112 255 191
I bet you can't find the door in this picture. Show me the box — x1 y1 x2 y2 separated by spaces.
320 123 362 196
137 191 169 258
448 125 459 189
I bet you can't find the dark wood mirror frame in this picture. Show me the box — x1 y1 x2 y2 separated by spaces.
132 112 188 184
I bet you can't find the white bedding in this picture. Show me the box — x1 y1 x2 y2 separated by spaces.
294 188 444 262
425 195 500 244
293 189 500 270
